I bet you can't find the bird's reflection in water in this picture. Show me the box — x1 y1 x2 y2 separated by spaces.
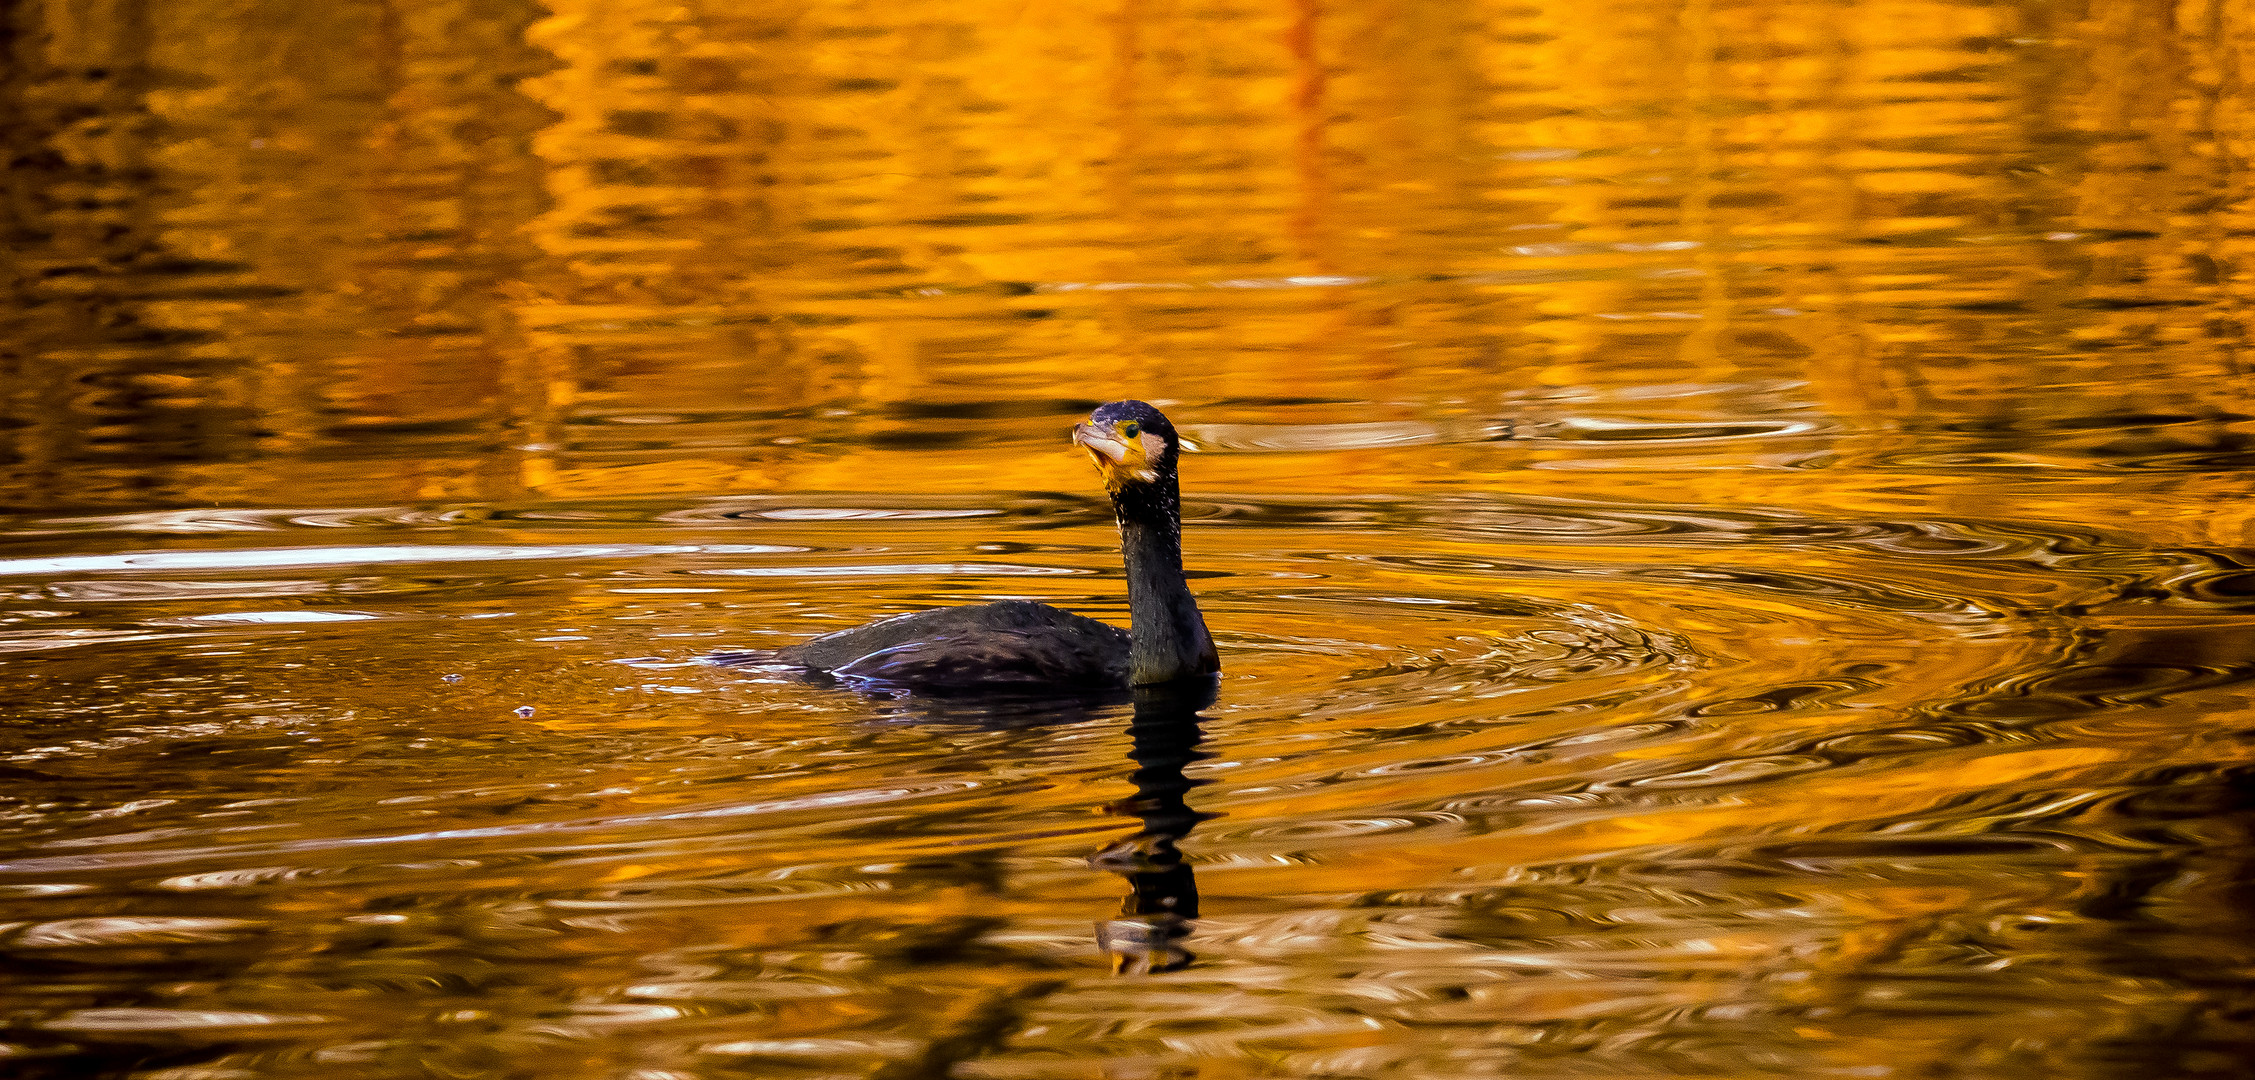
1091 682 1218 974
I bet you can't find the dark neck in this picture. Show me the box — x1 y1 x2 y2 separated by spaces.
1112 472 1218 686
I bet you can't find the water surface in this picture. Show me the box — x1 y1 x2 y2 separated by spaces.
4 0 2255 1077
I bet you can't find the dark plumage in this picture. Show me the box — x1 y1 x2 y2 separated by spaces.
759 400 1219 692
774 600 1130 689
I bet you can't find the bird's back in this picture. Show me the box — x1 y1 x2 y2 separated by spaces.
771 600 1131 690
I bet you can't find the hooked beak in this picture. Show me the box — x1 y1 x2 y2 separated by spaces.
1073 422 1158 488
1073 422 1128 464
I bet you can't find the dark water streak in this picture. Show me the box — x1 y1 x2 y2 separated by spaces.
1093 686 1216 976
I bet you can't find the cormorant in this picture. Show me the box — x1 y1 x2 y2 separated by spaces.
763 400 1219 691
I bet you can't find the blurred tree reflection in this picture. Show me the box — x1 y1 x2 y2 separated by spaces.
0 0 2249 512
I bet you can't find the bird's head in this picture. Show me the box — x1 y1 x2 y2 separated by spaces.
1072 400 1181 493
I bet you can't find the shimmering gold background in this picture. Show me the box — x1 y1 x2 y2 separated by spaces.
7 0 2251 527
5 2 2255 1077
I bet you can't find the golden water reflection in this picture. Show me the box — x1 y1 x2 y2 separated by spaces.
5 0 2251 520
3 0 2255 1077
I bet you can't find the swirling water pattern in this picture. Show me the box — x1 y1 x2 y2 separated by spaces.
3 486 2251 1077
4 0 2255 1077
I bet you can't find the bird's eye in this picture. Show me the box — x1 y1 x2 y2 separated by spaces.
1120 421 1141 438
